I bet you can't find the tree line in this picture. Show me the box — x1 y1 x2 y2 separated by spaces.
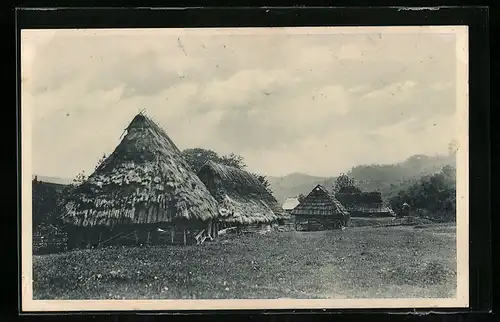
296 166 456 222
387 165 456 221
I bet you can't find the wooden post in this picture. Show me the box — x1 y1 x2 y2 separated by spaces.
206 219 212 238
134 231 139 245
97 232 102 248
146 231 151 244
170 226 175 244
183 228 187 246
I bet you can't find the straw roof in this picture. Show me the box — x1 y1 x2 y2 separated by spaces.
197 161 287 224
61 113 220 227
282 197 300 211
291 185 349 217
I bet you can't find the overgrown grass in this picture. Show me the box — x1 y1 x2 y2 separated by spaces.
32 224 456 300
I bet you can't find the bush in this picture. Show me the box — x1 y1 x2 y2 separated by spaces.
388 166 456 221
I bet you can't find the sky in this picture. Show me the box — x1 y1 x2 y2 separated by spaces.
22 27 462 179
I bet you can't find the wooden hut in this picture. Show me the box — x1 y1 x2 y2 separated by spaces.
197 161 286 234
336 192 396 217
60 113 221 248
291 185 350 231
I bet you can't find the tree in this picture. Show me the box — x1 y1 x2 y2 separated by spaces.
333 173 361 193
441 165 456 188
95 153 107 170
181 148 221 173
219 153 246 169
253 173 273 195
388 169 456 221
55 170 88 217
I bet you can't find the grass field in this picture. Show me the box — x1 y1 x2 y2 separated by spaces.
32 223 456 300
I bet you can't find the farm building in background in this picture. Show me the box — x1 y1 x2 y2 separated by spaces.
197 160 290 234
60 113 222 248
282 197 300 214
336 192 396 217
291 184 350 231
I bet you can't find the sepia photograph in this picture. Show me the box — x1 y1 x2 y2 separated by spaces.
21 26 469 311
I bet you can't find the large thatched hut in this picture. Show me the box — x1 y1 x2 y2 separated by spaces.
61 113 221 248
336 192 396 217
197 160 287 234
291 184 350 231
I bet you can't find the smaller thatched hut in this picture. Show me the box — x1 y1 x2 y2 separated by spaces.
291 185 350 231
197 161 286 234
336 192 396 217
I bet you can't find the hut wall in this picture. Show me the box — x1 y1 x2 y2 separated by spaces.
276 217 296 231
294 214 346 231
65 219 216 250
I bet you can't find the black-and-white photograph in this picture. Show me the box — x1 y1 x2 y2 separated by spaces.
21 26 469 311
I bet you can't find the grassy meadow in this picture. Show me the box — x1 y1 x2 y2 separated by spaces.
32 223 456 300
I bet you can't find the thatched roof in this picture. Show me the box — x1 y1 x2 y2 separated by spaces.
61 113 220 227
282 197 300 210
197 160 287 224
291 185 349 217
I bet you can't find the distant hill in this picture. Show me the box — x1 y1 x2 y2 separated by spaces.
267 154 456 205
267 173 335 204
348 154 456 201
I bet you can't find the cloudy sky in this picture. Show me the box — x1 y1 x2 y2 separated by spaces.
22 27 461 179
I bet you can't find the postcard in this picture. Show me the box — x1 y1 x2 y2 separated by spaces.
21 25 469 311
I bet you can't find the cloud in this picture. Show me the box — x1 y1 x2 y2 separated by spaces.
200 69 300 108
23 28 459 178
360 80 419 104
337 44 369 60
